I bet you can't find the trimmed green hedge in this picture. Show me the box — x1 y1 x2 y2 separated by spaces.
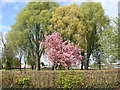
2 70 120 89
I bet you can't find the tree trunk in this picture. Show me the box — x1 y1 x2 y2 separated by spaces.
65 66 69 70
81 61 84 70
19 57 22 71
55 65 58 70
59 65 62 70
36 53 40 71
0 61 2 70
98 64 101 70
86 58 89 70
36 44 43 71
84 47 91 70
9 63 11 70
31 65 34 70
81 51 85 70
5 61 11 70
24 62 26 70
52 63 56 70
98 60 101 70
52 65 54 70
59 63 62 70
85 54 90 70
54 65 56 70
5 61 8 70
85 57 89 70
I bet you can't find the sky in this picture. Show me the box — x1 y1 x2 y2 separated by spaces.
0 0 119 33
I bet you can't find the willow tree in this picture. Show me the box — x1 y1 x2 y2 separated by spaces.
10 2 58 70
80 2 108 69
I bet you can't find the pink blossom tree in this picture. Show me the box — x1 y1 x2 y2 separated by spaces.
44 32 83 70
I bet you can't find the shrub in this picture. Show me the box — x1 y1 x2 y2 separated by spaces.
57 71 84 88
2 70 119 89
16 75 30 86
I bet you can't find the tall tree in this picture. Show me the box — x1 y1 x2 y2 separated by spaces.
0 32 17 69
80 2 108 69
98 23 118 64
48 3 85 48
48 4 85 69
11 2 58 70
7 30 28 70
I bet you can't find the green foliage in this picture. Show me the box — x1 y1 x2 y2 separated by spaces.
9 2 59 70
2 70 119 89
98 24 118 64
16 75 30 86
57 71 84 88
80 2 108 69
2 46 16 69
11 58 20 68
3 74 32 88
48 3 85 48
5 1 117 71
7 30 29 53
7 30 28 70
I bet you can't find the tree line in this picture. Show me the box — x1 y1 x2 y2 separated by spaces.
0 1 118 70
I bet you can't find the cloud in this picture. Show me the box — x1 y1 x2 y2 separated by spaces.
13 5 19 10
0 25 11 32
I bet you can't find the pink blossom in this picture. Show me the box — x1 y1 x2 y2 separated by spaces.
44 32 83 68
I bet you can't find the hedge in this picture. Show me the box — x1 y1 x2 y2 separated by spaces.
1 70 120 89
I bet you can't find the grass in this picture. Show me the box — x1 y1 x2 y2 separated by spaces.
1 68 119 71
